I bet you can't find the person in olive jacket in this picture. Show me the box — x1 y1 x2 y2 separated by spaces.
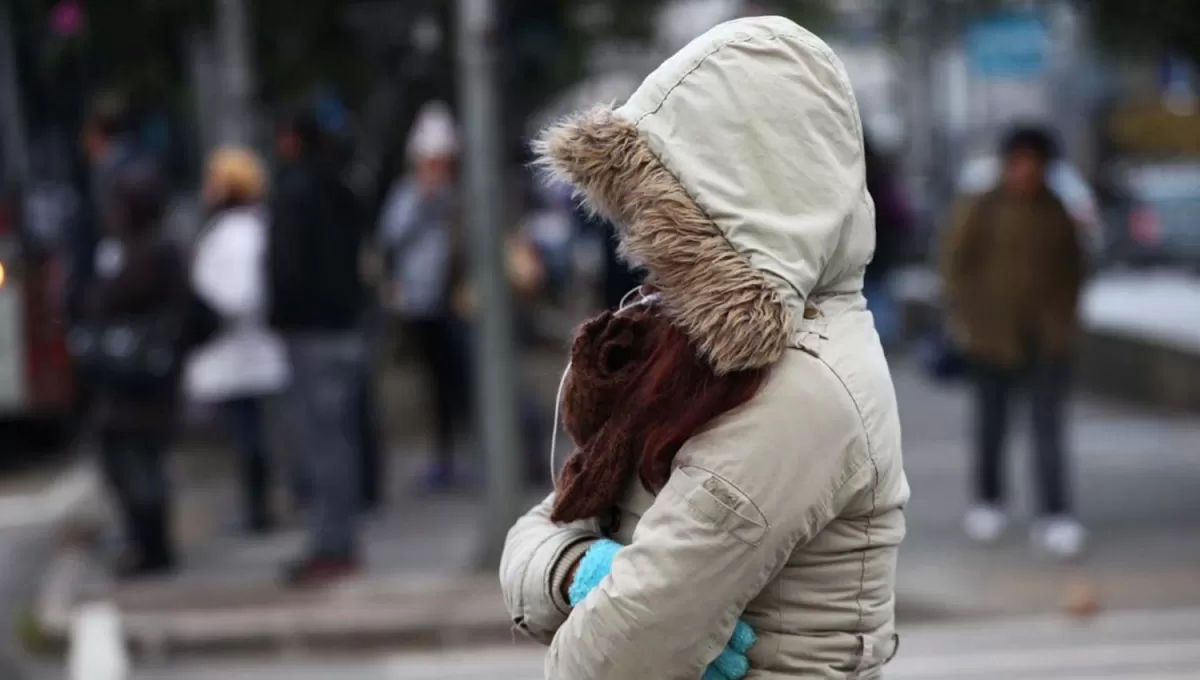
941 126 1087 559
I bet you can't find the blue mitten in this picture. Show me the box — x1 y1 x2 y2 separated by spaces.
566 539 621 606
565 540 758 680
702 619 757 680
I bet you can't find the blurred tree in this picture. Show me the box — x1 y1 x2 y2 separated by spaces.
1088 0 1200 67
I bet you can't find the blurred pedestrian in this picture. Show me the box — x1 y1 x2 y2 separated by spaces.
268 109 368 585
185 148 288 535
863 135 911 348
940 125 1087 559
70 92 138 323
501 17 906 677
66 93 140 432
378 101 472 491
81 161 185 578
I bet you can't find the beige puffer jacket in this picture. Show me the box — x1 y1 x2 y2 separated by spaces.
499 16 910 679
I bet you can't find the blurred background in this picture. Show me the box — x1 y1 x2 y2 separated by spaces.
0 0 1198 678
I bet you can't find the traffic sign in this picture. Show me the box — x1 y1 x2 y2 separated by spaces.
966 10 1049 80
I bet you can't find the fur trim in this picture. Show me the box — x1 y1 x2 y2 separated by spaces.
534 106 791 373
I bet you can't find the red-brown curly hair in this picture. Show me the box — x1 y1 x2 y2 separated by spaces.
551 304 768 524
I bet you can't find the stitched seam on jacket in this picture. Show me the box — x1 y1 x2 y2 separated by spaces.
631 32 811 310
811 354 879 640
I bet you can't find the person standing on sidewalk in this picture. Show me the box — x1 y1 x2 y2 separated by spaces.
186 148 289 534
268 109 368 585
378 101 472 491
70 92 138 324
83 161 186 578
940 126 1087 558
501 17 907 678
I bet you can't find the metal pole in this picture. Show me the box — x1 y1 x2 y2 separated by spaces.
0 0 30 185
456 0 522 568
214 0 255 146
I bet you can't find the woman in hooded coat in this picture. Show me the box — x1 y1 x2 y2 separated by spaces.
499 17 909 680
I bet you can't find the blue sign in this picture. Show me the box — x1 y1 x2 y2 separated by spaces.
966 11 1049 80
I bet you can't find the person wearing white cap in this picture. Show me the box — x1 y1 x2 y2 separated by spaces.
378 101 472 491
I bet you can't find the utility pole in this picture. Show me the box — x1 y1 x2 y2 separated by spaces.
456 0 523 567
0 0 30 186
214 0 255 146
901 0 935 224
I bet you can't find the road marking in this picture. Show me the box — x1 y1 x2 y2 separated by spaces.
382 647 544 679
0 462 98 529
68 601 130 680
888 638 1200 678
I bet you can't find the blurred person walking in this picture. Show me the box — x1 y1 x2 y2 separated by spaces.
70 92 139 324
863 135 911 348
268 109 368 586
501 17 907 678
79 161 186 578
185 148 288 534
940 126 1087 559
378 101 472 491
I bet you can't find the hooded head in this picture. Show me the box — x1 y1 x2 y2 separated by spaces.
536 17 873 374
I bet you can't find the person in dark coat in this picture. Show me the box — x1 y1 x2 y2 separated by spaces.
84 160 186 578
269 109 368 586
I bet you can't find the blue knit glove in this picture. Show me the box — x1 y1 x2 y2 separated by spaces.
566 540 757 680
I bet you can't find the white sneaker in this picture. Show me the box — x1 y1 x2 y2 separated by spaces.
964 505 1008 544
1033 516 1088 560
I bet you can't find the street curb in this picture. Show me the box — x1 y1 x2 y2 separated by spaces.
33 554 524 660
901 297 1200 413
29 557 967 662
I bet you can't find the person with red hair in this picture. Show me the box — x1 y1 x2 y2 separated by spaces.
500 16 909 680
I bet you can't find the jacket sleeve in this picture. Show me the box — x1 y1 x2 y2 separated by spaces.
193 216 265 320
499 493 602 645
378 182 419 249
1046 198 1086 328
544 364 871 680
938 196 982 317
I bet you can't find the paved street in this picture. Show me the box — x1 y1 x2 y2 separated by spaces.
7 355 1200 678
0 526 59 679
135 607 1200 679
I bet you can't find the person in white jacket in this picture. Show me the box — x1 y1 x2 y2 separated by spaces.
186 148 290 533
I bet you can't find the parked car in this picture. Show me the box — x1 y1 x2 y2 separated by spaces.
1102 161 1200 270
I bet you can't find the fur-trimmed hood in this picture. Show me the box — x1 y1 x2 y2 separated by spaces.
536 16 873 374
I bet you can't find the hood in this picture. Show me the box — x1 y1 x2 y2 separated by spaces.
536 16 873 374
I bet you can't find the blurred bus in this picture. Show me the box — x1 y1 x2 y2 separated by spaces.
0 177 75 426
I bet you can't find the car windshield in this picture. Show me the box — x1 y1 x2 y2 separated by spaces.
1124 164 1200 201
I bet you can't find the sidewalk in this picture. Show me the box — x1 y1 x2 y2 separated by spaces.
30 357 1200 661
897 266 1200 411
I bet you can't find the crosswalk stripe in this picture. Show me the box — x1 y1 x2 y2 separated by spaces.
887 638 1200 678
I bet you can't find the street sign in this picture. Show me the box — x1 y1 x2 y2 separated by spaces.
966 11 1049 80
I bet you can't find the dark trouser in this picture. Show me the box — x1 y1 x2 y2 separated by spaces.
98 429 172 565
972 352 1072 516
356 365 384 508
357 305 385 508
284 333 366 559
407 316 471 467
219 397 271 529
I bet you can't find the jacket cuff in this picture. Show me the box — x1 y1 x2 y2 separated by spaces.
549 538 597 615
